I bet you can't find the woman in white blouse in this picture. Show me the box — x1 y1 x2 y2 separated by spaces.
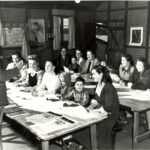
32 60 61 96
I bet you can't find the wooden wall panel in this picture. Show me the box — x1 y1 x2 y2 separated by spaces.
95 12 108 22
96 2 108 11
127 9 148 46
0 8 26 25
110 11 125 20
148 48 150 64
110 1 126 10
126 48 145 61
128 1 148 8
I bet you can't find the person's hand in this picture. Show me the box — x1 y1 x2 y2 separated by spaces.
119 80 126 86
14 82 21 87
16 60 24 70
31 91 38 96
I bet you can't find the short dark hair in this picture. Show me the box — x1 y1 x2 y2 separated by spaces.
136 57 146 68
93 65 112 84
121 53 134 66
75 76 85 84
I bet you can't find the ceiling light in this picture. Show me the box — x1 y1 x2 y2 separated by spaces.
75 0 81 4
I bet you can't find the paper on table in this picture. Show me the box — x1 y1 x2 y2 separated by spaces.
119 90 150 101
26 113 59 124
64 66 70 73
62 105 104 120
29 117 75 135
45 94 59 100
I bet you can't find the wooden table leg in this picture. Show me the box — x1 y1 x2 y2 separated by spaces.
90 124 98 150
133 112 139 143
41 141 49 150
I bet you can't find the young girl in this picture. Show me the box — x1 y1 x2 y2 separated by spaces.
68 56 81 74
64 76 89 107
56 72 73 99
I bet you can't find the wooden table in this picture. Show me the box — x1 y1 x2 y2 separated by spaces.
115 84 150 143
5 83 106 150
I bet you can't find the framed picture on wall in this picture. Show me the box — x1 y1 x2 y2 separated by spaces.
28 19 46 45
129 27 143 46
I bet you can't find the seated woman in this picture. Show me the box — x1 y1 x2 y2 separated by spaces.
64 76 89 107
6 52 27 82
68 56 81 74
15 55 44 90
107 65 120 83
32 60 61 96
56 72 73 99
119 53 135 86
73 65 119 150
128 57 150 90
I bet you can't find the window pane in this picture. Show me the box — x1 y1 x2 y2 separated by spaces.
63 18 69 29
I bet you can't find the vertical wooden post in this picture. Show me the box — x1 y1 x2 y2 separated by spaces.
41 141 49 150
90 124 98 150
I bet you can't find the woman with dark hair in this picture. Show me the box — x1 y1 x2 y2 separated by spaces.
32 59 61 96
119 53 135 85
6 52 27 82
128 57 150 90
73 65 119 150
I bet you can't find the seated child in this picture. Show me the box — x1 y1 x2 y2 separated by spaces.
64 76 89 107
68 56 81 74
56 72 73 99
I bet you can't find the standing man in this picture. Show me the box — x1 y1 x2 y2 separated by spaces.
0 60 23 150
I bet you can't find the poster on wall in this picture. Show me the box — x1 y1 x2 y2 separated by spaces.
3 27 24 47
129 27 143 46
28 19 46 45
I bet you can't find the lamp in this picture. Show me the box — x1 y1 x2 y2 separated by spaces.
75 0 81 3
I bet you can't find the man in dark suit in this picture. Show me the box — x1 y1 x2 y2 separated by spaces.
0 60 23 150
57 47 71 71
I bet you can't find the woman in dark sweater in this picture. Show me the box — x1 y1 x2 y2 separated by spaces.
129 57 150 90
73 65 119 150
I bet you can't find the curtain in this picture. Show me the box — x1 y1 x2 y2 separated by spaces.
0 20 4 46
53 16 61 50
21 27 30 62
68 16 75 49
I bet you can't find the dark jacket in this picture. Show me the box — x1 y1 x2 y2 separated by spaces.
94 83 119 116
68 64 82 73
0 67 19 106
131 68 150 90
57 54 71 68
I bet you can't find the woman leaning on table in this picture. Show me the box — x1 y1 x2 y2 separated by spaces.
73 65 119 150
119 53 135 86
128 57 150 90
0 60 23 150
127 57 150 129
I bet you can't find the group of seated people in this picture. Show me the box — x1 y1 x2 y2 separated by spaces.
6 49 150 150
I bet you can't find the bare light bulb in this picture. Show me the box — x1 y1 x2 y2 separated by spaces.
75 0 81 3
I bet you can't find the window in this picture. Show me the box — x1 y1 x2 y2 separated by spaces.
63 18 69 45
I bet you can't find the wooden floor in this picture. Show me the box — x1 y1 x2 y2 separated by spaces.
2 122 62 150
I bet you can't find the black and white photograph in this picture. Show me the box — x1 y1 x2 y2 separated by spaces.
0 1 150 150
